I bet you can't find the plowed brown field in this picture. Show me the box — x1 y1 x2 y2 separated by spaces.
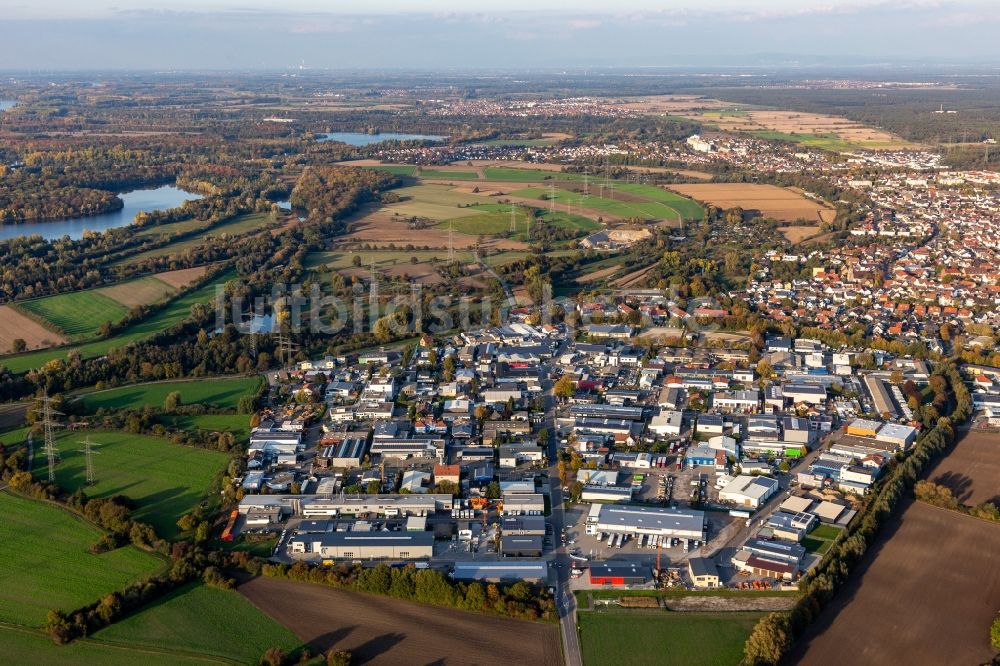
237 576 561 666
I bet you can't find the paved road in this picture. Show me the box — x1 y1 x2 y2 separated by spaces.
539 348 583 666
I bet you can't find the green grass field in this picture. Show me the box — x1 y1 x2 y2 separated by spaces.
577 611 761 666
31 430 229 539
156 414 251 441
512 184 702 223
17 291 129 339
366 164 417 176
810 524 843 540
120 213 274 266
441 203 600 240
802 536 832 554
482 167 583 181
418 169 478 180
93 582 301 663
134 217 211 239
0 270 236 374
304 248 476 270
78 376 261 412
0 492 163 627
0 625 218 666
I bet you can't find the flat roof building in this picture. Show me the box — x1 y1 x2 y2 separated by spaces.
452 560 548 583
586 504 706 540
688 557 720 589
590 561 652 587
289 531 434 560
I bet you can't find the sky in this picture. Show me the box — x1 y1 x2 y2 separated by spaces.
0 0 998 70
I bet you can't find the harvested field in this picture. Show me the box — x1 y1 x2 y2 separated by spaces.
612 264 657 288
779 225 823 244
793 500 1000 666
237 575 561 666
576 266 621 284
924 430 1000 505
99 277 176 309
666 183 836 224
0 305 67 352
153 265 209 290
345 210 527 250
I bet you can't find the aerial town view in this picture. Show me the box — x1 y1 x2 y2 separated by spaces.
1 1 999 665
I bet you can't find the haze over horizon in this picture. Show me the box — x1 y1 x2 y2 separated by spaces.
1 0 999 71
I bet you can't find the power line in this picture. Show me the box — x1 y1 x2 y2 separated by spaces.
81 437 100 485
38 393 63 483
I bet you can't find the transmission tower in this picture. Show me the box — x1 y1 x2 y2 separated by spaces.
274 333 299 368
548 183 556 213
509 204 517 233
583 174 589 197
81 437 99 485
448 223 455 262
38 393 63 483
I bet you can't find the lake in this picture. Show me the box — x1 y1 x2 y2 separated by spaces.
0 184 202 242
317 131 445 146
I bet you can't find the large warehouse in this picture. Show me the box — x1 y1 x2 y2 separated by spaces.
452 560 548 583
585 504 706 540
288 531 434 560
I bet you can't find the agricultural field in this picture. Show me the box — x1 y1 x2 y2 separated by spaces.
76 376 261 412
793 499 1000 665
666 183 836 225
152 265 210 290
16 290 129 339
97 276 178 309
381 183 485 220
238 575 562 666
418 168 479 180
94 583 302 663
441 204 600 240
31 430 230 539
305 248 475 270
0 305 67 353
924 430 1000 505
0 270 236 374
0 626 218 666
482 166 583 181
134 217 210 238
343 208 527 250
0 492 163 627
511 184 701 224
119 212 276 266
577 611 762 666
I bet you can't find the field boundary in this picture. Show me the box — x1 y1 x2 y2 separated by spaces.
7 301 68 337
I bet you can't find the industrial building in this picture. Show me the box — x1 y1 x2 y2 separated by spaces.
451 560 548 583
316 437 369 469
500 493 545 516
500 535 544 557
501 516 546 536
688 557 720 589
239 493 452 518
288 531 434 560
589 561 653 587
585 504 706 541
718 475 780 509
581 485 633 503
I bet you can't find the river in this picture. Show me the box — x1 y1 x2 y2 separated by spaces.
0 184 202 242
317 131 445 146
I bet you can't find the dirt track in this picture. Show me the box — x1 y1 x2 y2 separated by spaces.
237 576 562 666
791 500 1000 666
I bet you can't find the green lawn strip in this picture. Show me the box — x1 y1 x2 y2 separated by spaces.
810 524 843 540
17 291 129 339
802 536 832 554
117 212 274 266
577 610 763 666
135 217 212 239
29 430 229 539
156 414 251 441
0 270 236 374
482 167 584 181
364 165 417 176
93 582 302 664
417 169 479 180
0 625 222 666
0 492 164 627
77 376 261 412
